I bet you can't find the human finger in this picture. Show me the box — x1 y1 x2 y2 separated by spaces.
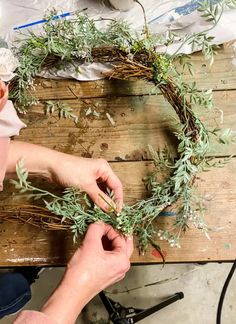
105 173 123 212
96 160 123 211
83 221 106 247
104 225 127 252
85 182 116 212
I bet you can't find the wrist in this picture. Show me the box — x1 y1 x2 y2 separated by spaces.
63 267 97 300
41 270 94 324
6 141 56 181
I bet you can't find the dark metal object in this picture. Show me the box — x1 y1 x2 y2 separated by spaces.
99 291 184 323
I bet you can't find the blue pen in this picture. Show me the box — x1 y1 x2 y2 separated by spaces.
13 12 71 30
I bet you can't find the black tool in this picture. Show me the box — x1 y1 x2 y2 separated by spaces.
99 290 184 323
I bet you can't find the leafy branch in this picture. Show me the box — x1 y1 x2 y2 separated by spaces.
170 0 226 63
45 101 79 124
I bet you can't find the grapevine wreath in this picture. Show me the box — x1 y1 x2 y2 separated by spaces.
4 0 236 258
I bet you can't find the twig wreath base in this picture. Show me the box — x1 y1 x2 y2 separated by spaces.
8 1 236 257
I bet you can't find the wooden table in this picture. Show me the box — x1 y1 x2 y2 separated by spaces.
0 45 236 266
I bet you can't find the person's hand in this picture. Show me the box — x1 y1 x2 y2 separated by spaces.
50 153 123 212
66 221 133 295
40 222 133 324
7 141 123 212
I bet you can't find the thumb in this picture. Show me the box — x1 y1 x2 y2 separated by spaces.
83 221 106 245
85 183 116 212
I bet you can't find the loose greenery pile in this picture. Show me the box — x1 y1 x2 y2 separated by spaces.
9 0 236 256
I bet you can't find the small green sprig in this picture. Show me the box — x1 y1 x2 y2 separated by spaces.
45 101 79 124
169 0 235 64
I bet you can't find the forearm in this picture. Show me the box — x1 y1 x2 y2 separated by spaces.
41 270 95 324
6 141 56 180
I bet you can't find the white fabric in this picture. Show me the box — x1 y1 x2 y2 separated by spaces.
0 100 26 137
0 93 26 190
39 62 113 81
0 48 19 82
109 0 134 11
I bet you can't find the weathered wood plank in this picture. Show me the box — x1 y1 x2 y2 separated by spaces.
17 90 236 160
0 158 235 265
1 45 235 266
32 46 236 100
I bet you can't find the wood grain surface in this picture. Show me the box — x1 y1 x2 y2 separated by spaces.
1 46 236 265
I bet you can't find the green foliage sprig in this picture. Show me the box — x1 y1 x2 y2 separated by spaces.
45 101 79 124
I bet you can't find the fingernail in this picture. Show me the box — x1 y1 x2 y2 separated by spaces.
104 204 112 213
